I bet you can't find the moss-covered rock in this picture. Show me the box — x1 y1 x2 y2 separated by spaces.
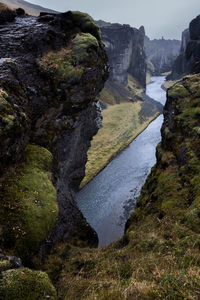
39 47 84 85
0 260 12 272
167 84 190 98
0 268 57 300
0 89 17 136
0 145 58 262
72 33 99 63
39 32 99 87
70 11 101 41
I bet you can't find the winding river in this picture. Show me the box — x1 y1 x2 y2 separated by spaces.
77 76 166 247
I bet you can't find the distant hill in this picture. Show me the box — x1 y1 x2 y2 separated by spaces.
1 0 58 16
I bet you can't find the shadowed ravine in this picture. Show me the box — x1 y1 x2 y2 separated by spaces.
77 76 166 247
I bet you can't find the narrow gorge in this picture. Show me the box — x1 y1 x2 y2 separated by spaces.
0 1 200 300
77 76 166 247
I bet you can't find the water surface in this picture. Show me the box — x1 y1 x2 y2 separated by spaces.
77 76 166 247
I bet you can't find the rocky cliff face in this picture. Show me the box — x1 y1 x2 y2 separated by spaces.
96 21 146 88
170 15 200 80
0 9 108 267
144 37 181 75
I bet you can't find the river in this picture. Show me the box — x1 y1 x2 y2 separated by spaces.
77 76 166 247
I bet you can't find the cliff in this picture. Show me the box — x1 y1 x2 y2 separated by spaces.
0 8 108 299
144 36 181 76
97 21 146 88
45 74 200 300
170 15 200 80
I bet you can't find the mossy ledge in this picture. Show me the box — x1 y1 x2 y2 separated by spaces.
0 268 57 300
0 145 58 262
41 74 200 299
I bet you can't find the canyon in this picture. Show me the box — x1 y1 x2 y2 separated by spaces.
0 1 200 300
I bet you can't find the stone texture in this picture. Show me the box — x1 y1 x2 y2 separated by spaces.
169 14 200 79
96 21 146 88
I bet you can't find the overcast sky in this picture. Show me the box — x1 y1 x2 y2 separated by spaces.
28 0 200 39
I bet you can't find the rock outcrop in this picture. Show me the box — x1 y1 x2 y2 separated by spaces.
144 36 181 76
96 21 146 88
169 15 200 80
0 9 108 268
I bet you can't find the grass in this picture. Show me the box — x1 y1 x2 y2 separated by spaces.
80 102 159 188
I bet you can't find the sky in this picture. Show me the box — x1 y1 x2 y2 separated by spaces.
28 0 200 40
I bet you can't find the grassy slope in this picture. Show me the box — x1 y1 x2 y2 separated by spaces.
42 74 200 300
81 102 159 188
81 75 160 188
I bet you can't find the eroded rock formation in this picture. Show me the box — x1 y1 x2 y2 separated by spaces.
96 21 146 88
169 14 200 79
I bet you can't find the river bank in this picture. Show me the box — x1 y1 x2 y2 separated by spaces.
80 102 160 188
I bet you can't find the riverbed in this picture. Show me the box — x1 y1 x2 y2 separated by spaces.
77 76 166 247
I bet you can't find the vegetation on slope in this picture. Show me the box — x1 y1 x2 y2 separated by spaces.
0 268 57 300
42 74 200 299
0 145 58 262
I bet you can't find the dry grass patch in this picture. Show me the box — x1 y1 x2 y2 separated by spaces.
80 102 159 187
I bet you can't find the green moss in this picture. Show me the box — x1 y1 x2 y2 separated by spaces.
39 32 100 86
0 88 21 136
0 89 11 112
168 84 190 98
0 145 58 262
2 114 15 132
0 261 12 272
39 48 84 85
71 11 101 41
0 268 57 300
72 33 99 63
